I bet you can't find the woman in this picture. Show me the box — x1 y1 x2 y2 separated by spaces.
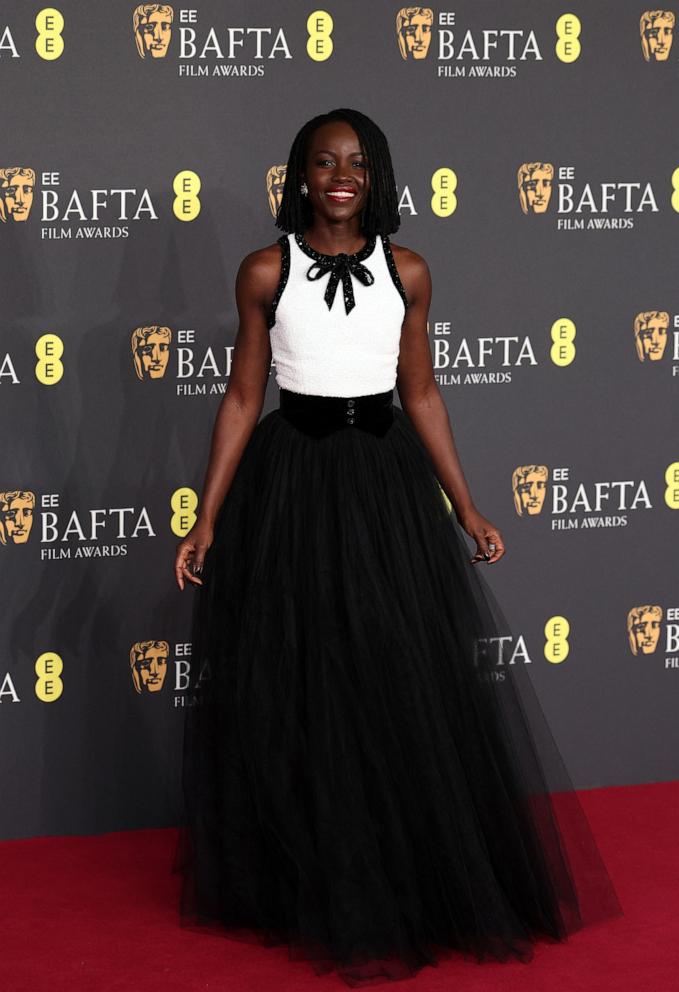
173 108 622 986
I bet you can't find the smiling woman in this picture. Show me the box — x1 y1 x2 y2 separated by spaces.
173 107 622 986
294 136 374 253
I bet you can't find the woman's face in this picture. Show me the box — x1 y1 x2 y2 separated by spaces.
301 121 370 225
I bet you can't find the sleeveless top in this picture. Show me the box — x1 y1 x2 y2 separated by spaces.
266 231 409 398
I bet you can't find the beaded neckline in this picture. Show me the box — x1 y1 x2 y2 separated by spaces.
295 231 377 264
264 232 410 329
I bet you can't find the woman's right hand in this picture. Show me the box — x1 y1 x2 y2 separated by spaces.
174 518 214 590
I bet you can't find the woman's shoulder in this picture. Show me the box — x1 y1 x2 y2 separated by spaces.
386 240 431 304
239 236 288 273
387 239 428 272
235 238 288 294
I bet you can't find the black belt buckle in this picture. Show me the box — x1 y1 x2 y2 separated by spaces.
279 389 394 438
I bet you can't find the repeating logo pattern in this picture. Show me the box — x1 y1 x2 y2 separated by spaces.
1 4 677 841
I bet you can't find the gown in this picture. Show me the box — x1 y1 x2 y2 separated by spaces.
173 229 623 986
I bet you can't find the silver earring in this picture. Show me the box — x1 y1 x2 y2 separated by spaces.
300 181 309 196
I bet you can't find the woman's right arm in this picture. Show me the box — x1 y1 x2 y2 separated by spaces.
174 244 279 590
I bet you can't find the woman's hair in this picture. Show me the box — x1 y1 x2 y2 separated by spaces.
274 108 401 237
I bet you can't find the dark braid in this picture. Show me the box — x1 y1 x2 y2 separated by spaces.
274 108 401 237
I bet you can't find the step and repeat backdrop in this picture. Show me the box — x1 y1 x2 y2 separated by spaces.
1 1 678 840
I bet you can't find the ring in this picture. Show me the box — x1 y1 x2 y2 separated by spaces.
190 562 203 575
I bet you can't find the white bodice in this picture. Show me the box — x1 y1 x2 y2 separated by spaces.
267 231 409 398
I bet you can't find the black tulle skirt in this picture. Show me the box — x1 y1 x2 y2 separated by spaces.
174 388 623 986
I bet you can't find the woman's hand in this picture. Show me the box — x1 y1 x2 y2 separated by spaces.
456 506 506 565
174 518 214 590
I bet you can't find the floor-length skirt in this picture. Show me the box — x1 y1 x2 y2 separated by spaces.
174 388 623 986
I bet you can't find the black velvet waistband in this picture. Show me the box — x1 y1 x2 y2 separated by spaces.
278 388 395 438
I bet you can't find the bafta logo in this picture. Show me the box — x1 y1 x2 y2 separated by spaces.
627 605 662 655
133 3 174 59
267 164 287 219
0 489 35 544
0 490 36 545
634 310 668 361
517 163 554 215
512 466 548 516
131 326 172 380
130 640 169 693
396 7 434 60
0 168 35 224
640 10 674 61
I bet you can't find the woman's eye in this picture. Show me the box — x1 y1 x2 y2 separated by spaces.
316 160 367 168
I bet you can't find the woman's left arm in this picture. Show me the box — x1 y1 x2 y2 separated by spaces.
393 246 505 565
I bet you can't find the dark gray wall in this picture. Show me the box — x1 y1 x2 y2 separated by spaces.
2 1 678 840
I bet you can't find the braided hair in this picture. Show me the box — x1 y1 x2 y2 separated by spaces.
274 108 401 237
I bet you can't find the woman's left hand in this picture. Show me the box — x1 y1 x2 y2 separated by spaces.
456 507 506 565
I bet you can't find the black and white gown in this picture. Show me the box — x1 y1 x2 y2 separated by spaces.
174 230 622 986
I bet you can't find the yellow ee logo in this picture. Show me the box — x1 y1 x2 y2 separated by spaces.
544 615 570 664
35 8 64 60
173 171 201 221
35 333 64 385
672 168 679 213
431 168 457 217
307 10 333 61
550 318 576 367
555 14 581 63
664 463 679 509
35 651 64 702
171 487 198 536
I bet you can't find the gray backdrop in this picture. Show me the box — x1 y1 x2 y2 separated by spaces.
1 0 678 840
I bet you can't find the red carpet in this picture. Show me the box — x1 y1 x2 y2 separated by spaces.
2 780 677 991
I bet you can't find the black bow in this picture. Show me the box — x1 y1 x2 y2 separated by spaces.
305 254 375 315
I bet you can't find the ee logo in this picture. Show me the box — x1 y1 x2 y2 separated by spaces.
35 651 64 702
35 8 64 61
544 616 570 664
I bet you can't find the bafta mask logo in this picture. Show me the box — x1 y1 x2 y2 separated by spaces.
640 10 675 61
517 162 554 215
512 466 549 516
133 3 174 59
130 640 169 693
396 7 434 59
0 167 35 224
634 310 668 361
627 604 662 655
267 164 287 219
131 325 172 380
0 490 36 545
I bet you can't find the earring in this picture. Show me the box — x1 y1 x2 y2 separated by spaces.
300 181 309 196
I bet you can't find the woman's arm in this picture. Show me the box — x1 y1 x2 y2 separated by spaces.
174 243 279 589
193 251 275 525
393 245 505 565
